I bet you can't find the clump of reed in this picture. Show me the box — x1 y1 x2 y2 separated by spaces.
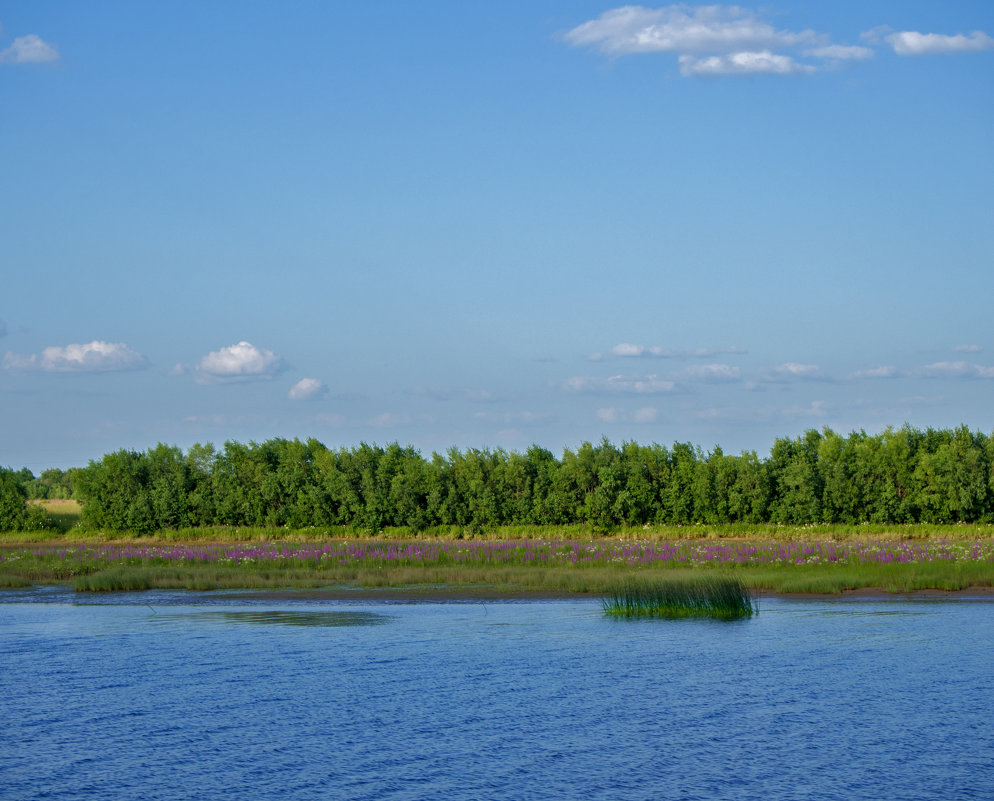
603 576 755 620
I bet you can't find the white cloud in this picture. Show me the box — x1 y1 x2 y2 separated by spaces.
613 342 664 357
632 406 658 423
912 361 994 379
563 6 821 56
916 361 971 378
774 362 821 378
805 44 873 61
680 50 815 76
608 343 746 359
288 377 328 401
596 406 658 424
681 363 741 381
562 374 676 394
783 400 829 418
196 341 283 383
0 33 59 64
850 365 897 379
885 30 994 56
954 344 982 353
597 407 620 423
3 340 146 372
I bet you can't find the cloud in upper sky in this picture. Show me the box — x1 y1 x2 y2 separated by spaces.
564 7 991 78
560 5 872 77
604 343 747 359
0 33 60 64
850 365 897 380
597 406 658 424
954 344 982 353
884 30 994 56
196 341 283 383
288 378 328 401
561 374 676 394
914 361 994 379
563 5 821 55
773 362 822 378
3 341 146 372
804 44 873 61
680 363 741 381
679 50 814 77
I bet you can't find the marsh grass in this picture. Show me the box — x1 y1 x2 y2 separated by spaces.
4 536 992 595
603 576 755 620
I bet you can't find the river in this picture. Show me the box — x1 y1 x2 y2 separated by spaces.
2 588 992 800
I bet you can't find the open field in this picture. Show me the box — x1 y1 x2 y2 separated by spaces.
2 534 993 596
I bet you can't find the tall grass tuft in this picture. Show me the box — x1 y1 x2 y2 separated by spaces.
604 576 755 620
75 569 151 592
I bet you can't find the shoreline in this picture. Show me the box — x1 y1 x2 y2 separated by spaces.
217 584 994 603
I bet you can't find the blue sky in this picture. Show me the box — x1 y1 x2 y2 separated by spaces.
2 1 992 471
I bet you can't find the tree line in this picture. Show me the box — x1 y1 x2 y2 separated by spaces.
3 425 991 533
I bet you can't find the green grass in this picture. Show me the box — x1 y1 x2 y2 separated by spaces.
6 521 994 544
603 576 755 619
3 533 993 596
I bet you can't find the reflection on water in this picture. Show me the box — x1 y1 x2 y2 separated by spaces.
170 610 392 627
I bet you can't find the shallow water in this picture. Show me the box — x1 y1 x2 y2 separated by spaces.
2 588 993 800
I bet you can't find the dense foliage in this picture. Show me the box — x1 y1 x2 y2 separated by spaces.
0 468 50 531
54 425 994 534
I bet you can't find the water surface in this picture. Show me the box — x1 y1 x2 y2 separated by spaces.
2 588 992 800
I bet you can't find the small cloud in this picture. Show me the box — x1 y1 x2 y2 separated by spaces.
632 406 658 423
692 346 747 357
370 412 411 427
885 30 994 56
3 340 146 372
563 6 821 56
783 400 829 418
612 343 670 358
774 362 822 378
681 363 741 382
596 406 658 424
561 374 676 395
288 378 328 401
916 361 971 378
679 51 816 77
169 363 189 377
954 344 982 353
972 365 994 379
607 343 745 359
596 407 620 423
196 341 283 383
850 365 897 379
805 44 873 61
0 33 60 64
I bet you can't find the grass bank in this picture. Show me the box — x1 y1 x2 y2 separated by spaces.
2 537 992 596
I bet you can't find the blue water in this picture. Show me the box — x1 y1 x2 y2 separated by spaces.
2 589 993 801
